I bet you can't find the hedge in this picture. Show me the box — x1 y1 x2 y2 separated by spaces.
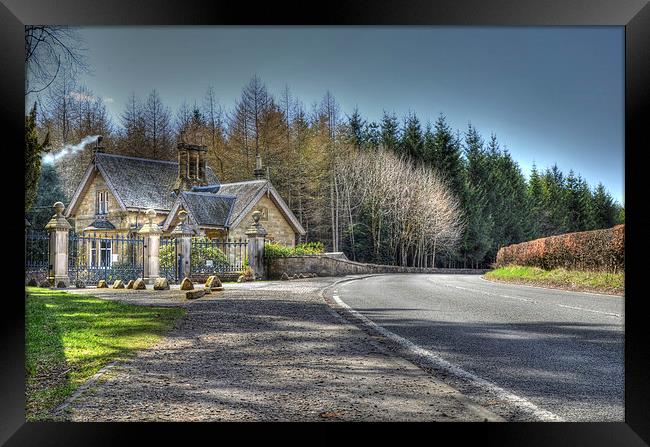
264 241 325 259
495 225 624 272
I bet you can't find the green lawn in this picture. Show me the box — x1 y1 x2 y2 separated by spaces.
484 265 624 295
25 287 186 421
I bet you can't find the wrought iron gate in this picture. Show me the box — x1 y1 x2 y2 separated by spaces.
68 233 144 285
190 237 247 278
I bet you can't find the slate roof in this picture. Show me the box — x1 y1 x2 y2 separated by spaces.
84 219 116 231
190 184 221 194
215 180 268 225
95 153 219 211
180 192 235 227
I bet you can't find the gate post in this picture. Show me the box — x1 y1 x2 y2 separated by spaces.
245 210 267 280
138 209 162 285
44 202 72 287
172 209 194 280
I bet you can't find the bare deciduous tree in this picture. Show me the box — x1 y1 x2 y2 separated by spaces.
25 26 88 95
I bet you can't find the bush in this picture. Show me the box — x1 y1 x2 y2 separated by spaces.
495 225 624 272
264 241 325 259
159 238 230 273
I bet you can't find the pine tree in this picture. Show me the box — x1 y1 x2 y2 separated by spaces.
365 121 380 149
25 102 51 213
431 114 464 198
346 107 366 150
459 124 492 267
592 182 618 229
527 163 544 239
542 164 569 235
400 112 423 160
380 110 400 152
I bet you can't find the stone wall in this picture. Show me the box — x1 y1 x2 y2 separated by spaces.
267 255 489 279
229 194 297 247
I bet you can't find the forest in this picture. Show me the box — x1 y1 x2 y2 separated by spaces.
26 29 623 269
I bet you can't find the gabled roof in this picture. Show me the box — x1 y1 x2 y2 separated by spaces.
217 180 306 235
215 180 269 226
66 153 220 216
179 192 235 227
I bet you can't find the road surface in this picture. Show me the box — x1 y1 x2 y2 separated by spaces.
329 274 624 421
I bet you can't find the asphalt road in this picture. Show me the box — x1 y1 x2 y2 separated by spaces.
331 274 624 421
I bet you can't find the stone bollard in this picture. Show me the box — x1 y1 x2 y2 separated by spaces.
133 278 146 290
180 277 194 290
44 202 72 288
138 209 162 285
97 280 108 288
245 210 268 280
153 277 170 290
125 280 135 289
112 280 125 289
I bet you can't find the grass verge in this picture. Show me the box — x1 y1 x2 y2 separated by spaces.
25 287 186 420
484 265 624 296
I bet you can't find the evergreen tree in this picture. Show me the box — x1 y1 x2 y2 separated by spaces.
346 107 366 150
29 163 66 228
400 112 423 160
364 121 380 149
527 163 544 239
542 164 569 235
592 182 618 229
25 102 51 214
380 110 400 152
431 114 464 198
459 124 492 267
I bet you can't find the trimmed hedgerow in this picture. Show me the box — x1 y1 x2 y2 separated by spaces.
495 225 624 272
264 241 325 259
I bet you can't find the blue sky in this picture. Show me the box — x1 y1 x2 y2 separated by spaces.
66 26 624 204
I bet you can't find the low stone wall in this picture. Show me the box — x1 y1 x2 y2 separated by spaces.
267 255 488 279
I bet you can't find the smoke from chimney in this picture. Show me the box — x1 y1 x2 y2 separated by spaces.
42 135 101 165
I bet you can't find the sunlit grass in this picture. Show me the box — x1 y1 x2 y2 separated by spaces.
25 287 185 420
485 265 624 295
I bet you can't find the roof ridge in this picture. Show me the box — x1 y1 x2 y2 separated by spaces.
219 179 268 186
182 191 237 199
95 152 177 165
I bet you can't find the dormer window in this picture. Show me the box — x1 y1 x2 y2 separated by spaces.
96 190 109 215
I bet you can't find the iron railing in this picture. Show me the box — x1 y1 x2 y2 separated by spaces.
25 229 50 283
68 233 144 285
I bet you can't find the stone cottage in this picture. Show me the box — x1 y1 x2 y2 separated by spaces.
64 142 306 247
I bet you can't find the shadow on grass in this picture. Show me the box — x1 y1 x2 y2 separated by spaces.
25 287 185 421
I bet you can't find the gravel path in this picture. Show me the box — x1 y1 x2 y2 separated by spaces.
62 277 497 422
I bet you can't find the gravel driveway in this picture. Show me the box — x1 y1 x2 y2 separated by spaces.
61 277 498 422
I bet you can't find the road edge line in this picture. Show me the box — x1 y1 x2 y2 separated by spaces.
320 275 564 422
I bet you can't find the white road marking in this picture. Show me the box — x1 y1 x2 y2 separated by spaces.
331 293 564 422
434 281 622 319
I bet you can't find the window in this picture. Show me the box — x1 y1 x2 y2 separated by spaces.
90 239 112 267
96 190 109 215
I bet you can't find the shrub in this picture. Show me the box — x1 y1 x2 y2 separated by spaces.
159 238 230 272
264 241 325 259
495 225 624 272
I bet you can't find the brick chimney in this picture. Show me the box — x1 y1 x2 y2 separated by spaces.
173 142 208 193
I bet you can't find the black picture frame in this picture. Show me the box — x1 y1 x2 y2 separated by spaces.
2 0 648 445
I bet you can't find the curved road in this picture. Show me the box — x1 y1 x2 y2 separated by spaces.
331 274 624 421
